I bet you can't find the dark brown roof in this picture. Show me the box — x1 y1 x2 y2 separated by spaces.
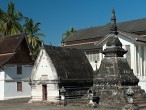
0 34 33 66
0 53 15 66
0 34 25 54
44 45 93 80
64 18 146 42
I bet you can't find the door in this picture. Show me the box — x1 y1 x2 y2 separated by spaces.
42 85 47 100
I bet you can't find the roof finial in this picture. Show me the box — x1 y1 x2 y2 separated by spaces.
110 9 118 35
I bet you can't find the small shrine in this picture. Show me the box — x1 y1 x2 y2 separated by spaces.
93 9 146 108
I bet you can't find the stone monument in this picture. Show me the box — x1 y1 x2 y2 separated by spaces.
93 9 146 108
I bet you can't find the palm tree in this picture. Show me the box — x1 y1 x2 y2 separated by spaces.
23 18 45 57
63 27 76 40
0 2 23 36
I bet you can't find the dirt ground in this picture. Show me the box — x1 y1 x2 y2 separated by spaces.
0 98 120 110
0 98 146 110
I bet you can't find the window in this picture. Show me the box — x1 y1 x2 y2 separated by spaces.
17 65 22 74
86 50 100 62
17 82 22 91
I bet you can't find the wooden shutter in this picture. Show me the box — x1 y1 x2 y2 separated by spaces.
17 82 22 91
17 65 22 74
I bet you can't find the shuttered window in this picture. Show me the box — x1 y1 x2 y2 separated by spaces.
17 82 22 91
17 65 22 74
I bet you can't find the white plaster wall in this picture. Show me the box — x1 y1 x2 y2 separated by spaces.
4 81 31 99
90 62 100 71
31 85 42 101
2 65 32 99
31 84 60 102
22 65 33 79
0 69 5 100
4 65 32 80
32 49 58 81
47 84 59 102
31 49 59 102
4 65 16 80
138 76 146 92
0 81 4 100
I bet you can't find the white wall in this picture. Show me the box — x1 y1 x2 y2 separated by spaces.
0 69 5 100
32 49 58 81
31 84 60 103
2 64 32 100
31 49 59 102
4 65 32 80
47 84 59 102
4 81 31 99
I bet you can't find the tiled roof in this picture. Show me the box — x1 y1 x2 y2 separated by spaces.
0 34 32 66
64 18 146 42
0 34 25 54
0 53 15 66
44 45 93 80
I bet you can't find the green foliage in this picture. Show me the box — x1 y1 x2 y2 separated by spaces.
23 17 45 57
0 2 23 36
63 27 76 40
0 2 45 57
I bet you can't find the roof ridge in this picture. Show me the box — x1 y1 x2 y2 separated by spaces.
75 18 146 32
0 33 25 40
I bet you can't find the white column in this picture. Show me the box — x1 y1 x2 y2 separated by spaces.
144 46 146 78
130 44 136 75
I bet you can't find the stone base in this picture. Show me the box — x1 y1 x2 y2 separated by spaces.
93 84 146 107
122 104 139 110
87 101 97 108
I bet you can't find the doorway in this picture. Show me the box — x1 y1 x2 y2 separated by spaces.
42 85 47 101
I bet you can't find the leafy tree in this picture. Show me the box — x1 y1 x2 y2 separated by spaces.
0 2 45 57
23 17 45 57
0 2 23 36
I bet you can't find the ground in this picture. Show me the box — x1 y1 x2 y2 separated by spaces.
0 98 120 110
0 98 145 110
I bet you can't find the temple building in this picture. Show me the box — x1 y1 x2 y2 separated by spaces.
63 10 146 92
0 34 34 100
29 45 93 103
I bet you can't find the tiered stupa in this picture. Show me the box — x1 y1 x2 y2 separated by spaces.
93 9 146 107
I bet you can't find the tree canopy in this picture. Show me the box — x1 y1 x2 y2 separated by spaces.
0 2 45 57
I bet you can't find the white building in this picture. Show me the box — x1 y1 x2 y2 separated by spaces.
64 10 146 92
0 34 34 100
29 45 93 103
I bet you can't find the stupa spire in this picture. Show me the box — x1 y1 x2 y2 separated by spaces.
102 9 127 57
110 9 118 35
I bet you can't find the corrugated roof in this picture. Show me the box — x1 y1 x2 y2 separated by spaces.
65 18 146 42
44 45 93 80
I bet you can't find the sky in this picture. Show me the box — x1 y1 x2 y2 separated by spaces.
1 0 146 46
